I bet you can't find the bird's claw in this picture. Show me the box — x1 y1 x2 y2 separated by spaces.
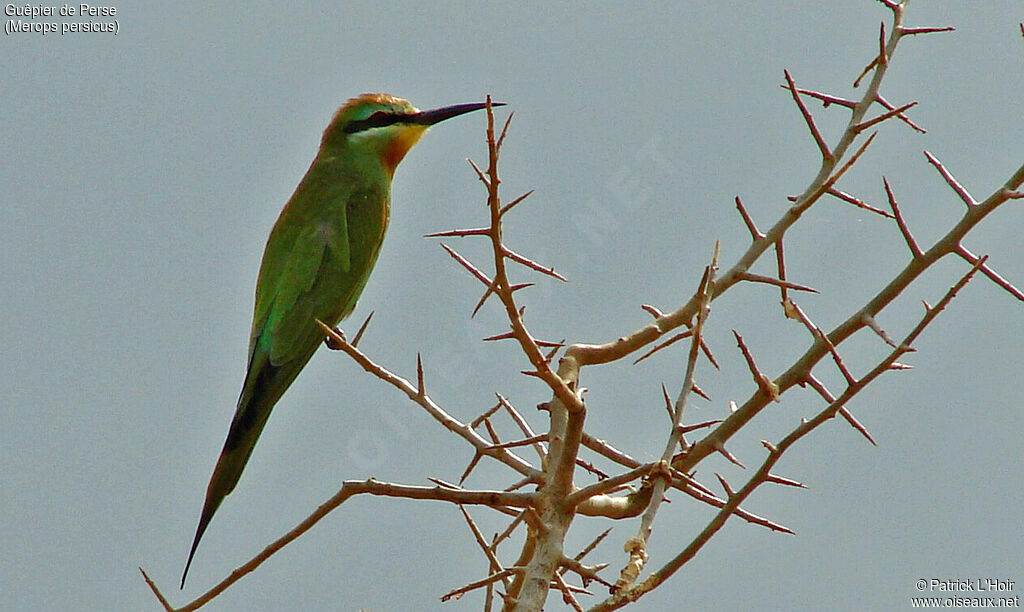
323 326 347 350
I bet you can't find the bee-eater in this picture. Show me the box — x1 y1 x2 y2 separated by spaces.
181 94 498 587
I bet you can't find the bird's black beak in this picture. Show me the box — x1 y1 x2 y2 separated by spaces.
408 102 506 126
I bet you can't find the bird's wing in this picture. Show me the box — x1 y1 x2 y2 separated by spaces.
181 178 359 587
249 180 354 366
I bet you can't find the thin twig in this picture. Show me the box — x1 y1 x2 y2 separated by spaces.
883 177 923 258
783 70 832 160
924 151 977 207
442 567 525 602
734 195 764 240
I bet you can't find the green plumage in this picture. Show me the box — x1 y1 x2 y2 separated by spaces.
202 150 390 524
181 94 496 587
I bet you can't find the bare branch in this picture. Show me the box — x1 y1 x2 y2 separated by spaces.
679 419 722 434
425 227 491 238
883 177 923 258
442 567 524 602
853 55 879 88
571 528 613 568
805 374 877 446
924 151 977 207
878 21 888 66
486 435 550 451
620 243 718 590
496 111 514 153
640 304 664 318
598 258 987 610
713 442 745 470
174 10 1024 609
483 331 564 348
955 245 1024 303
498 393 548 462
774 237 789 305
139 568 173 612
552 573 586 611
733 330 780 402
861 313 898 347
822 131 877 190
734 196 764 240
632 330 689 365
503 246 569 282
785 300 857 386
559 556 611 589
467 157 488 186
475 99 584 422
714 473 735 497
459 452 484 486
440 242 493 287
416 353 425 397
783 69 832 160
471 401 504 429
318 321 542 481
824 188 894 218
672 156 1023 486
494 510 528 549
566 463 656 507
500 190 535 217
160 479 532 612
782 86 857 109
764 473 806 488
899 25 956 36
875 93 927 133
350 311 374 348
739 271 818 293
459 506 512 590
853 101 916 133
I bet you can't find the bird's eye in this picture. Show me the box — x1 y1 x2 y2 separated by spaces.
344 110 397 134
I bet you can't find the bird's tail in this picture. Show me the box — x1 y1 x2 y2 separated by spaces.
180 361 281 588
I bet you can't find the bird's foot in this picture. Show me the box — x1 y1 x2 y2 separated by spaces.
323 326 347 350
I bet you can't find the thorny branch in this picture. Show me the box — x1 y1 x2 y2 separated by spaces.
143 480 534 612
143 2 1022 610
613 244 718 593
592 257 991 610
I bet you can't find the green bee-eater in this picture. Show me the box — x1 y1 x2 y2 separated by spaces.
181 94 497 587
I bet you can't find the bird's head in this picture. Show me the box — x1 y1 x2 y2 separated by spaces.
322 93 501 175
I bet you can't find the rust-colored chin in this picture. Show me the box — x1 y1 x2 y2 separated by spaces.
383 125 428 175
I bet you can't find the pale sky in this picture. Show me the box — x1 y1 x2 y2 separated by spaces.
3 2 1022 611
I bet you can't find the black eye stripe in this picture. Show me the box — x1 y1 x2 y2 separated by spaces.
343 110 405 134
